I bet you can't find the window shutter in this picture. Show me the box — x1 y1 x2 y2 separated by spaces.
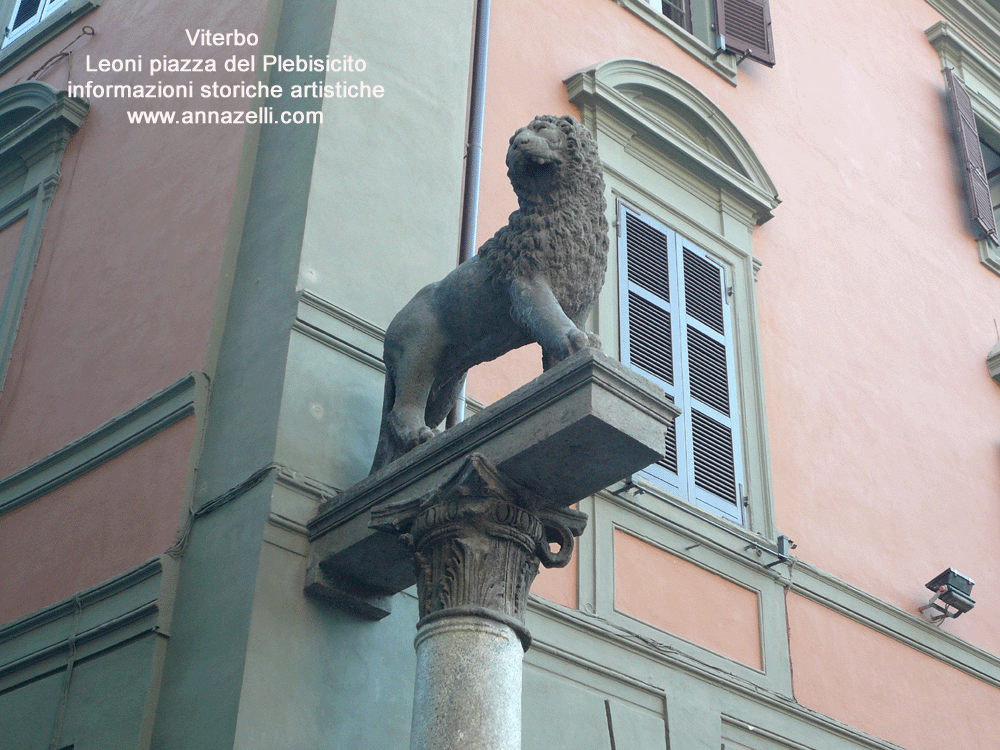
679 242 744 523
715 0 775 67
619 205 744 523
945 68 998 243
619 204 684 490
11 0 42 30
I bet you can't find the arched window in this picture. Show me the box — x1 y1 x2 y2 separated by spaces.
0 82 88 390
566 59 778 529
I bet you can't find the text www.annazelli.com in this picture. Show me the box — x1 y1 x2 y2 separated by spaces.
126 108 323 125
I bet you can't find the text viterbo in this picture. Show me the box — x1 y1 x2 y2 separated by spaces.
185 29 259 46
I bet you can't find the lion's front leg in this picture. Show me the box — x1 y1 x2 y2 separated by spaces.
378 290 448 463
509 276 594 370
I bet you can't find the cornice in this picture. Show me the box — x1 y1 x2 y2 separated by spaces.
0 557 164 684
0 82 89 168
926 0 1000 66
566 60 780 225
927 20 1000 86
0 373 204 517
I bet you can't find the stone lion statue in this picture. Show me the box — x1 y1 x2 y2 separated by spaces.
370 114 609 473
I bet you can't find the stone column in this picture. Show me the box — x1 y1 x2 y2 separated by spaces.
372 453 587 750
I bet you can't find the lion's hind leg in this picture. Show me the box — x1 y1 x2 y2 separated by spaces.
424 370 467 431
376 301 447 467
370 361 438 474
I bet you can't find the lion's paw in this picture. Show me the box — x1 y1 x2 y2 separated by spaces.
397 425 435 450
387 410 437 451
567 328 590 354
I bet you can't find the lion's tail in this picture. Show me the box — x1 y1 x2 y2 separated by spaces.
368 367 396 475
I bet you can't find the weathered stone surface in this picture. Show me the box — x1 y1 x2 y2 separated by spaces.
370 115 610 472
372 453 587 647
307 348 680 602
410 615 522 750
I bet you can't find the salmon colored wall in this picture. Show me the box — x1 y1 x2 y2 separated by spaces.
531 544 577 610
468 0 1000 657
0 0 268 476
0 416 194 626
788 594 1000 750
614 530 761 669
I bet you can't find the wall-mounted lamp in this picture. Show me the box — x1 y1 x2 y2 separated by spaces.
919 568 976 624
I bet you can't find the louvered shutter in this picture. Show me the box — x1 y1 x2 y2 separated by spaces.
11 0 42 30
945 68 998 243
715 0 775 67
619 205 744 523
678 241 744 523
619 204 686 494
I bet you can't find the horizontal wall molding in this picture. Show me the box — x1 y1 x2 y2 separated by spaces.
597 486 1000 692
0 557 164 688
0 373 206 518
529 600 905 750
298 289 385 344
787 559 1000 690
294 289 385 372
274 462 339 505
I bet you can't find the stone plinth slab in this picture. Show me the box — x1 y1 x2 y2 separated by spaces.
307 349 679 604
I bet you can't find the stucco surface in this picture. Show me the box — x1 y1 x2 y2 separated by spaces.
788 593 1000 750
0 0 268 476
234 535 417 750
614 529 762 669
467 0 1000 657
0 416 192 625
297 0 474 330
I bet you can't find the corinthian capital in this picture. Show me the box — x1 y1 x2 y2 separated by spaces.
371 453 587 648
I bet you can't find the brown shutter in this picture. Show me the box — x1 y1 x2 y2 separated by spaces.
715 0 775 67
945 68 998 243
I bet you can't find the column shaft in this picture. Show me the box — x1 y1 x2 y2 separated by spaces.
411 615 522 750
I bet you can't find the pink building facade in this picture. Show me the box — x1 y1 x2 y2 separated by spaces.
0 0 998 748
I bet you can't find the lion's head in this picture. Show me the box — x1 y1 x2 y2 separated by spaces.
505 115 605 207
481 115 609 321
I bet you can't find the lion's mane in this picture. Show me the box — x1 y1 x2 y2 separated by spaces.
478 115 609 322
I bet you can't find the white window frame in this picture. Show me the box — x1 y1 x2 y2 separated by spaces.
614 0 738 83
618 203 746 523
0 0 98 75
4 0 70 47
566 59 779 533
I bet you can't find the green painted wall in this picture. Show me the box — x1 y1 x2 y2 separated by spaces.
153 0 477 746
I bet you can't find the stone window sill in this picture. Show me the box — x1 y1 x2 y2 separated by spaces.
613 0 739 86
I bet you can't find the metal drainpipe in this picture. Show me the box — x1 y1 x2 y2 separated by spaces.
447 0 490 429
